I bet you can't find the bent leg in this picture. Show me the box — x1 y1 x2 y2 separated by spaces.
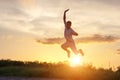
61 42 70 58
70 41 84 56
69 41 79 54
79 49 84 56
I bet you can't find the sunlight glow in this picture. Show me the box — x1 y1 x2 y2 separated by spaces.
69 54 83 67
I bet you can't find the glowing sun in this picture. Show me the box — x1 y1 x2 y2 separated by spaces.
69 54 83 67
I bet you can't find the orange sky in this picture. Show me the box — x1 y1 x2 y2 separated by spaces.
0 0 120 68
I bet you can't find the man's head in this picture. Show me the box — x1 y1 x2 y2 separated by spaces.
66 21 72 29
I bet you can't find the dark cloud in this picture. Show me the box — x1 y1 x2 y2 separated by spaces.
116 49 120 54
36 38 64 44
117 49 120 51
36 34 120 44
76 34 119 43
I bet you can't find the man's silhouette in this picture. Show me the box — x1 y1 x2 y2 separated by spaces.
61 9 84 58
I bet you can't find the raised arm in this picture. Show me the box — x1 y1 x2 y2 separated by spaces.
63 9 69 27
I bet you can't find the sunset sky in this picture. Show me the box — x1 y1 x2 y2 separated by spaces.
0 0 120 68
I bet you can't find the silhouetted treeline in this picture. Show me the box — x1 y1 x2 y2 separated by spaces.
0 59 24 66
0 59 120 80
0 59 55 67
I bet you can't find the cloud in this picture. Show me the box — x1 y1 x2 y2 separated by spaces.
117 49 120 51
76 34 119 43
36 34 120 44
73 0 120 7
95 0 120 7
0 27 35 40
36 38 64 44
0 0 26 16
116 49 120 54
0 0 120 39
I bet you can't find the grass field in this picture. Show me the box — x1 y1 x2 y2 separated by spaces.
0 77 65 80
0 59 120 80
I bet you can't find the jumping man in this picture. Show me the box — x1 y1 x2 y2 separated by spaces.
61 9 84 58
